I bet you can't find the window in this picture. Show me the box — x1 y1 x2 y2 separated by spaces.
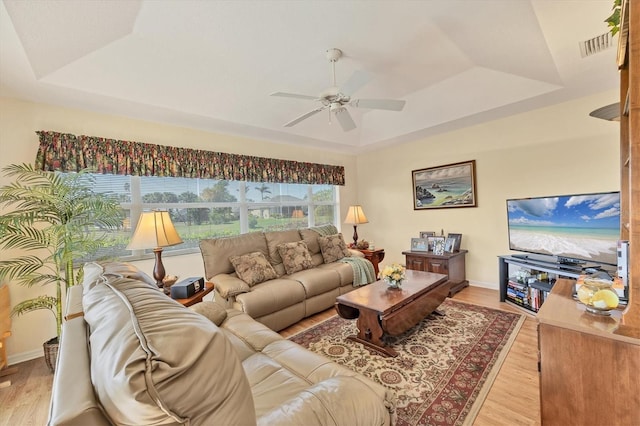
83 174 339 260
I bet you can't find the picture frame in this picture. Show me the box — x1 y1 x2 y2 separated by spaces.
426 236 437 251
412 160 477 210
433 238 446 255
428 236 445 252
419 231 435 239
411 238 429 252
447 233 462 251
444 237 456 253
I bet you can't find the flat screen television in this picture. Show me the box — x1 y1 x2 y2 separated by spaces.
506 191 620 266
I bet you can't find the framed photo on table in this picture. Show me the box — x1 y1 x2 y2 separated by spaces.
428 236 445 253
426 236 436 251
433 238 446 255
447 233 462 251
419 231 435 239
444 237 456 253
411 238 429 252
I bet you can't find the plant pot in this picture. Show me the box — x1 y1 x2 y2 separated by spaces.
43 336 59 373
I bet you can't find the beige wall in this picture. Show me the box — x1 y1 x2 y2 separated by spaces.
356 90 620 287
0 90 620 362
0 96 358 362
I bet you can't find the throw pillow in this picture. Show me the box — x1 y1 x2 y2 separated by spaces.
229 252 278 286
277 241 314 275
190 301 227 326
318 233 351 263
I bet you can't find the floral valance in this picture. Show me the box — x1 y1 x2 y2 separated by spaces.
35 131 345 185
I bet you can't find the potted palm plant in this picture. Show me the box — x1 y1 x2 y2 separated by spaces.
0 163 123 372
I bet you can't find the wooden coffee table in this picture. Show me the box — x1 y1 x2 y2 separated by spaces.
335 270 449 357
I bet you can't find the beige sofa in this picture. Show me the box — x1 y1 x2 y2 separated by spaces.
48 262 394 426
200 226 371 331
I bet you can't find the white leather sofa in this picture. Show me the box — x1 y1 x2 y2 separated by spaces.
48 262 394 426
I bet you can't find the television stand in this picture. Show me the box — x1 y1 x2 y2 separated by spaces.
498 255 582 314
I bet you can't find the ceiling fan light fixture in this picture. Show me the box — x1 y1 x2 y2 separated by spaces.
271 47 406 131
326 48 342 62
330 102 344 112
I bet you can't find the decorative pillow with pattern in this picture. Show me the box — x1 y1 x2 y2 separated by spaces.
318 233 352 263
190 301 228 326
277 241 314 275
229 252 278 286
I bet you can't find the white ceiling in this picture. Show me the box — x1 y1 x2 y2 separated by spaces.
0 0 619 154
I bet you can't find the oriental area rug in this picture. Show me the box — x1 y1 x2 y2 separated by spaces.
289 299 525 426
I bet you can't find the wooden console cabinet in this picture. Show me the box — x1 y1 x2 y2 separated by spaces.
402 250 468 296
537 279 640 425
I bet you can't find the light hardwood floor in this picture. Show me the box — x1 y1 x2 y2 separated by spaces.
0 286 540 426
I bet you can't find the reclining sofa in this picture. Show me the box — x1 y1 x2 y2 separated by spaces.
48 262 394 425
200 225 372 331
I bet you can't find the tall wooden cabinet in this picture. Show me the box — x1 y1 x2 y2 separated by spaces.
537 280 640 425
537 2 640 424
619 0 640 328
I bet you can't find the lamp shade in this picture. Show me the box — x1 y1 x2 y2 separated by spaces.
344 205 369 225
126 211 183 250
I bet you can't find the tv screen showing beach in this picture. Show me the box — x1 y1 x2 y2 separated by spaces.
507 192 620 266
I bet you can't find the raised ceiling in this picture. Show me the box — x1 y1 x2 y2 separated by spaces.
0 0 619 153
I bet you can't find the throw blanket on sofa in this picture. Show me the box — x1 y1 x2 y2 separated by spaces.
311 225 375 286
339 257 376 287
310 224 339 236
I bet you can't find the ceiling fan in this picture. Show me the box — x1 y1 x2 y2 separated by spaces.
271 48 406 132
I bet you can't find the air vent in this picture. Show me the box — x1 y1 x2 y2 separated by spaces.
579 32 614 58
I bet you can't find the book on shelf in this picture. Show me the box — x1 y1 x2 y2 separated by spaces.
529 287 549 311
507 279 527 290
506 281 552 313
530 280 553 292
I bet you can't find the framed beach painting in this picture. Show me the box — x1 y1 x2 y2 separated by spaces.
412 160 477 210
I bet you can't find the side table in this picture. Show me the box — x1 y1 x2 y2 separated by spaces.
172 281 215 307
357 248 385 276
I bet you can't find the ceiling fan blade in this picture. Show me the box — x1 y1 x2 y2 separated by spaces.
340 70 372 96
350 98 406 111
334 108 356 132
271 92 318 101
283 106 326 127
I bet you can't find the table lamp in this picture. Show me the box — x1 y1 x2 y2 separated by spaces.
127 210 183 292
344 205 369 247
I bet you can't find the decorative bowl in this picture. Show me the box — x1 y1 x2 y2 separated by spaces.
162 275 179 288
356 240 369 249
576 277 619 315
